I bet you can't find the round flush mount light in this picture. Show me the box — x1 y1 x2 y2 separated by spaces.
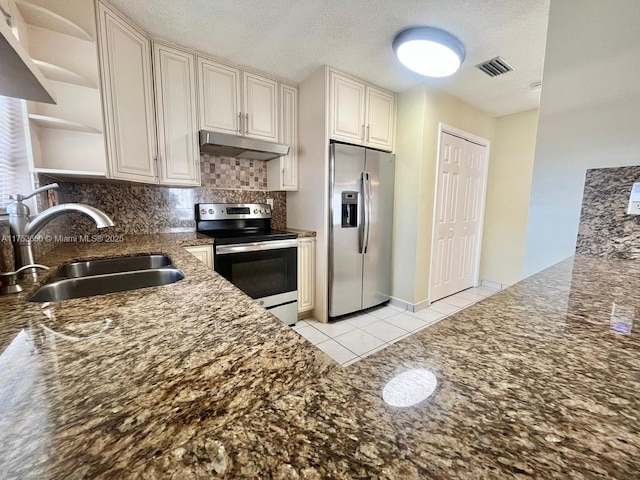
393 27 466 77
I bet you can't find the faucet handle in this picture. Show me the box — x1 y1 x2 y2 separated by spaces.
9 183 59 202
0 264 50 279
0 264 49 295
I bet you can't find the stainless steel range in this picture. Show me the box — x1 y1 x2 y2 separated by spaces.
196 203 298 326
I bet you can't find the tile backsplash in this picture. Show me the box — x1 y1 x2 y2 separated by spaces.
55 182 286 235
576 166 640 259
201 154 267 190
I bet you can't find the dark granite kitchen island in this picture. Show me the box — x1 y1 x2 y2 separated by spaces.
1 235 638 478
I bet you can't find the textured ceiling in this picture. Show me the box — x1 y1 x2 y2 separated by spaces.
108 0 550 117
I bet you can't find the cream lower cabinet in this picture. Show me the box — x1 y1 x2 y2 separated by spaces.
184 245 213 269
297 238 316 315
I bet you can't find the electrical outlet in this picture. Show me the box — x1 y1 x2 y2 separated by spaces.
267 198 274 208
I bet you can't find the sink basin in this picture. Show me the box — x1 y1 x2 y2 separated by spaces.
52 254 174 278
30 255 184 302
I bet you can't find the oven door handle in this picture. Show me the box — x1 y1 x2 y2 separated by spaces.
215 239 298 255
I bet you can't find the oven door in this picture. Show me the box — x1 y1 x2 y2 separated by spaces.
214 239 297 300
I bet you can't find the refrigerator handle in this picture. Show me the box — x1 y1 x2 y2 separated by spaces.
359 172 366 254
362 171 371 254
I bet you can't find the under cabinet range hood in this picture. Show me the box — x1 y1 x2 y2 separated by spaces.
199 130 289 161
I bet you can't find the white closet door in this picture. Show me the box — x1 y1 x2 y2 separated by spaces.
431 132 488 303
458 140 486 290
431 132 465 302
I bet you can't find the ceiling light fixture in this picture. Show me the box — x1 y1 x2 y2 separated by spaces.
392 27 465 78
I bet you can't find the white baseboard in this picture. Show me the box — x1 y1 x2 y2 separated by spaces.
480 280 503 290
389 297 411 311
389 297 431 313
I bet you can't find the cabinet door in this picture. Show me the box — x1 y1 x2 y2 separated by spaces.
242 71 278 141
267 84 297 190
185 245 213 269
97 2 157 183
297 238 316 313
153 43 199 186
365 86 395 151
198 57 241 134
329 70 365 145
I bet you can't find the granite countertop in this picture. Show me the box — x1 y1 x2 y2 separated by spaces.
284 228 316 238
1 236 638 478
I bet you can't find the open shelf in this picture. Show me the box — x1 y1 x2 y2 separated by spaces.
29 114 101 133
34 167 107 179
33 59 97 88
16 0 93 42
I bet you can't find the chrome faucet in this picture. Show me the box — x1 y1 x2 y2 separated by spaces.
6 183 115 271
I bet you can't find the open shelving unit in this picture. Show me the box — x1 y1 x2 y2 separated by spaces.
28 114 101 133
11 0 108 176
15 0 92 41
32 59 97 88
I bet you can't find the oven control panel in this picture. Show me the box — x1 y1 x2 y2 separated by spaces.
196 203 272 220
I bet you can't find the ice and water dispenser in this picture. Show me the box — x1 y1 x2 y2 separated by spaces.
341 191 358 228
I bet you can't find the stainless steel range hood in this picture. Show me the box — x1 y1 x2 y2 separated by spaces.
199 130 289 161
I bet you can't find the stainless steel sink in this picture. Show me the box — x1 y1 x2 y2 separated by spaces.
29 255 184 302
52 254 174 278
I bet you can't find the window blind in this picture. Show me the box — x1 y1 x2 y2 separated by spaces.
0 94 30 209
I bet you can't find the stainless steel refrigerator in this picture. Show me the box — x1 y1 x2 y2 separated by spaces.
329 142 395 318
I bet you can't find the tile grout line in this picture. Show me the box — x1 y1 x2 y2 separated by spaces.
298 288 502 365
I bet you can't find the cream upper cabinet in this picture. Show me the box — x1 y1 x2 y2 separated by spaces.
197 57 242 135
365 86 395 151
153 43 199 186
97 1 157 183
267 84 298 191
329 69 395 152
198 59 279 142
297 238 316 314
329 70 366 144
243 71 278 141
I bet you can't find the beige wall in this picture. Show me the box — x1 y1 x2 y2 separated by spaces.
392 84 495 307
391 85 426 304
479 108 539 286
523 0 640 276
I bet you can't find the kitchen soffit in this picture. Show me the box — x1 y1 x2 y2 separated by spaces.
108 0 550 117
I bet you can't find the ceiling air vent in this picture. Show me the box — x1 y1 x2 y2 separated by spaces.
475 56 514 77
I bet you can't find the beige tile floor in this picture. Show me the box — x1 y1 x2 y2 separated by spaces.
292 285 501 366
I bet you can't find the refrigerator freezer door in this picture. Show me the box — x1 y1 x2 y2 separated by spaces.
362 149 395 309
329 143 366 317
